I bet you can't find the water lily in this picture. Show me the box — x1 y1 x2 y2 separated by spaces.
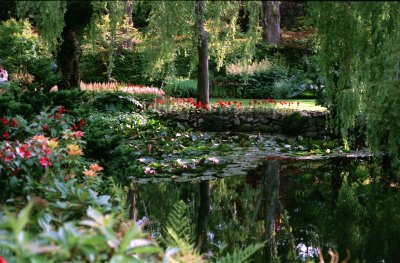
144 167 155 175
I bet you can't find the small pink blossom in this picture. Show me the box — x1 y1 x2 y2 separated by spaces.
208 157 220 165
72 131 85 138
144 167 155 175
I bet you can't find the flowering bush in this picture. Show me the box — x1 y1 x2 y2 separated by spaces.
121 84 165 97
80 81 121 91
0 107 104 201
147 97 301 114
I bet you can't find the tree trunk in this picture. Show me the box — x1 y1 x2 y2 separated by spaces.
261 1 281 45
263 160 280 263
57 28 80 89
124 0 133 49
57 1 93 89
195 180 210 252
195 0 209 106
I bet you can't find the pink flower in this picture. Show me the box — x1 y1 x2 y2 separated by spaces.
144 167 155 175
16 147 25 157
72 131 85 138
208 157 220 164
40 157 48 167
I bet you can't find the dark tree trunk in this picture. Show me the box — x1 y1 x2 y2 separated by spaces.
57 1 93 89
195 180 210 252
261 1 281 45
195 0 209 106
57 29 80 89
263 160 280 263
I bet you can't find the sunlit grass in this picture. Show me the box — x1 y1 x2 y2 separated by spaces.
209 98 327 112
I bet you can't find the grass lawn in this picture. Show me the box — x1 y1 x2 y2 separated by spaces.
210 98 327 112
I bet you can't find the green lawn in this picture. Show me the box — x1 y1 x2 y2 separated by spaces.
210 98 327 112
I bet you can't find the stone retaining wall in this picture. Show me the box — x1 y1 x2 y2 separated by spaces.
154 109 331 138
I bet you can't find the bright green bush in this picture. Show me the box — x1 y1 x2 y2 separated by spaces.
163 79 197 98
0 18 59 90
271 79 297 99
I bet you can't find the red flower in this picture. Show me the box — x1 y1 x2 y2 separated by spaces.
1 117 8 126
24 150 31 158
0 255 8 263
71 124 79 131
2 132 9 140
79 118 85 127
9 119 17 127
54 113 61 120
248 102 252 106
42 124 48 131
39 157 49 167
57 106 66 114
253 99 257 104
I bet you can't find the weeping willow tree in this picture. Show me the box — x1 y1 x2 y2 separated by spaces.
141 0 262 105
311 2 400 168
16 1 127 89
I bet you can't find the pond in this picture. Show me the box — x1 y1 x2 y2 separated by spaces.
129 155 400 262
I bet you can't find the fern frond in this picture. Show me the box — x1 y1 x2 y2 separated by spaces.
216 243 265 263
164 200 192 247
106 176 129 220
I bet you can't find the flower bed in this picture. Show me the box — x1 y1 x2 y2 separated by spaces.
146 98 329 137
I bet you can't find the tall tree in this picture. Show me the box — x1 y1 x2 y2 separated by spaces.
261 1 281 45
195 0 209 105
17 1 126 89
142 1 242 105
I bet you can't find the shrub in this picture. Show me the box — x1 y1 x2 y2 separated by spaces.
163 79 197 98
226 59 272 76
0 108 92 201
212 62 291 99
271 79 297 99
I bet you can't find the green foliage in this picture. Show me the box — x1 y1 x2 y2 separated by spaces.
216 243 265 263
163 79 198 98
164 200 192 248
311 2 400 168
213 65 293 99
79 52 108 83
0 17 58 90
17 1 67 53
334 176 366 254
141 1 243 81
271 79 297 99
0 204 162 262
0 18 44 73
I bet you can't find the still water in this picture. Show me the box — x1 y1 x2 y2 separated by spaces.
132 157 400 262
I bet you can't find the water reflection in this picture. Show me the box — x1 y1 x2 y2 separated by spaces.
132 157 400 262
